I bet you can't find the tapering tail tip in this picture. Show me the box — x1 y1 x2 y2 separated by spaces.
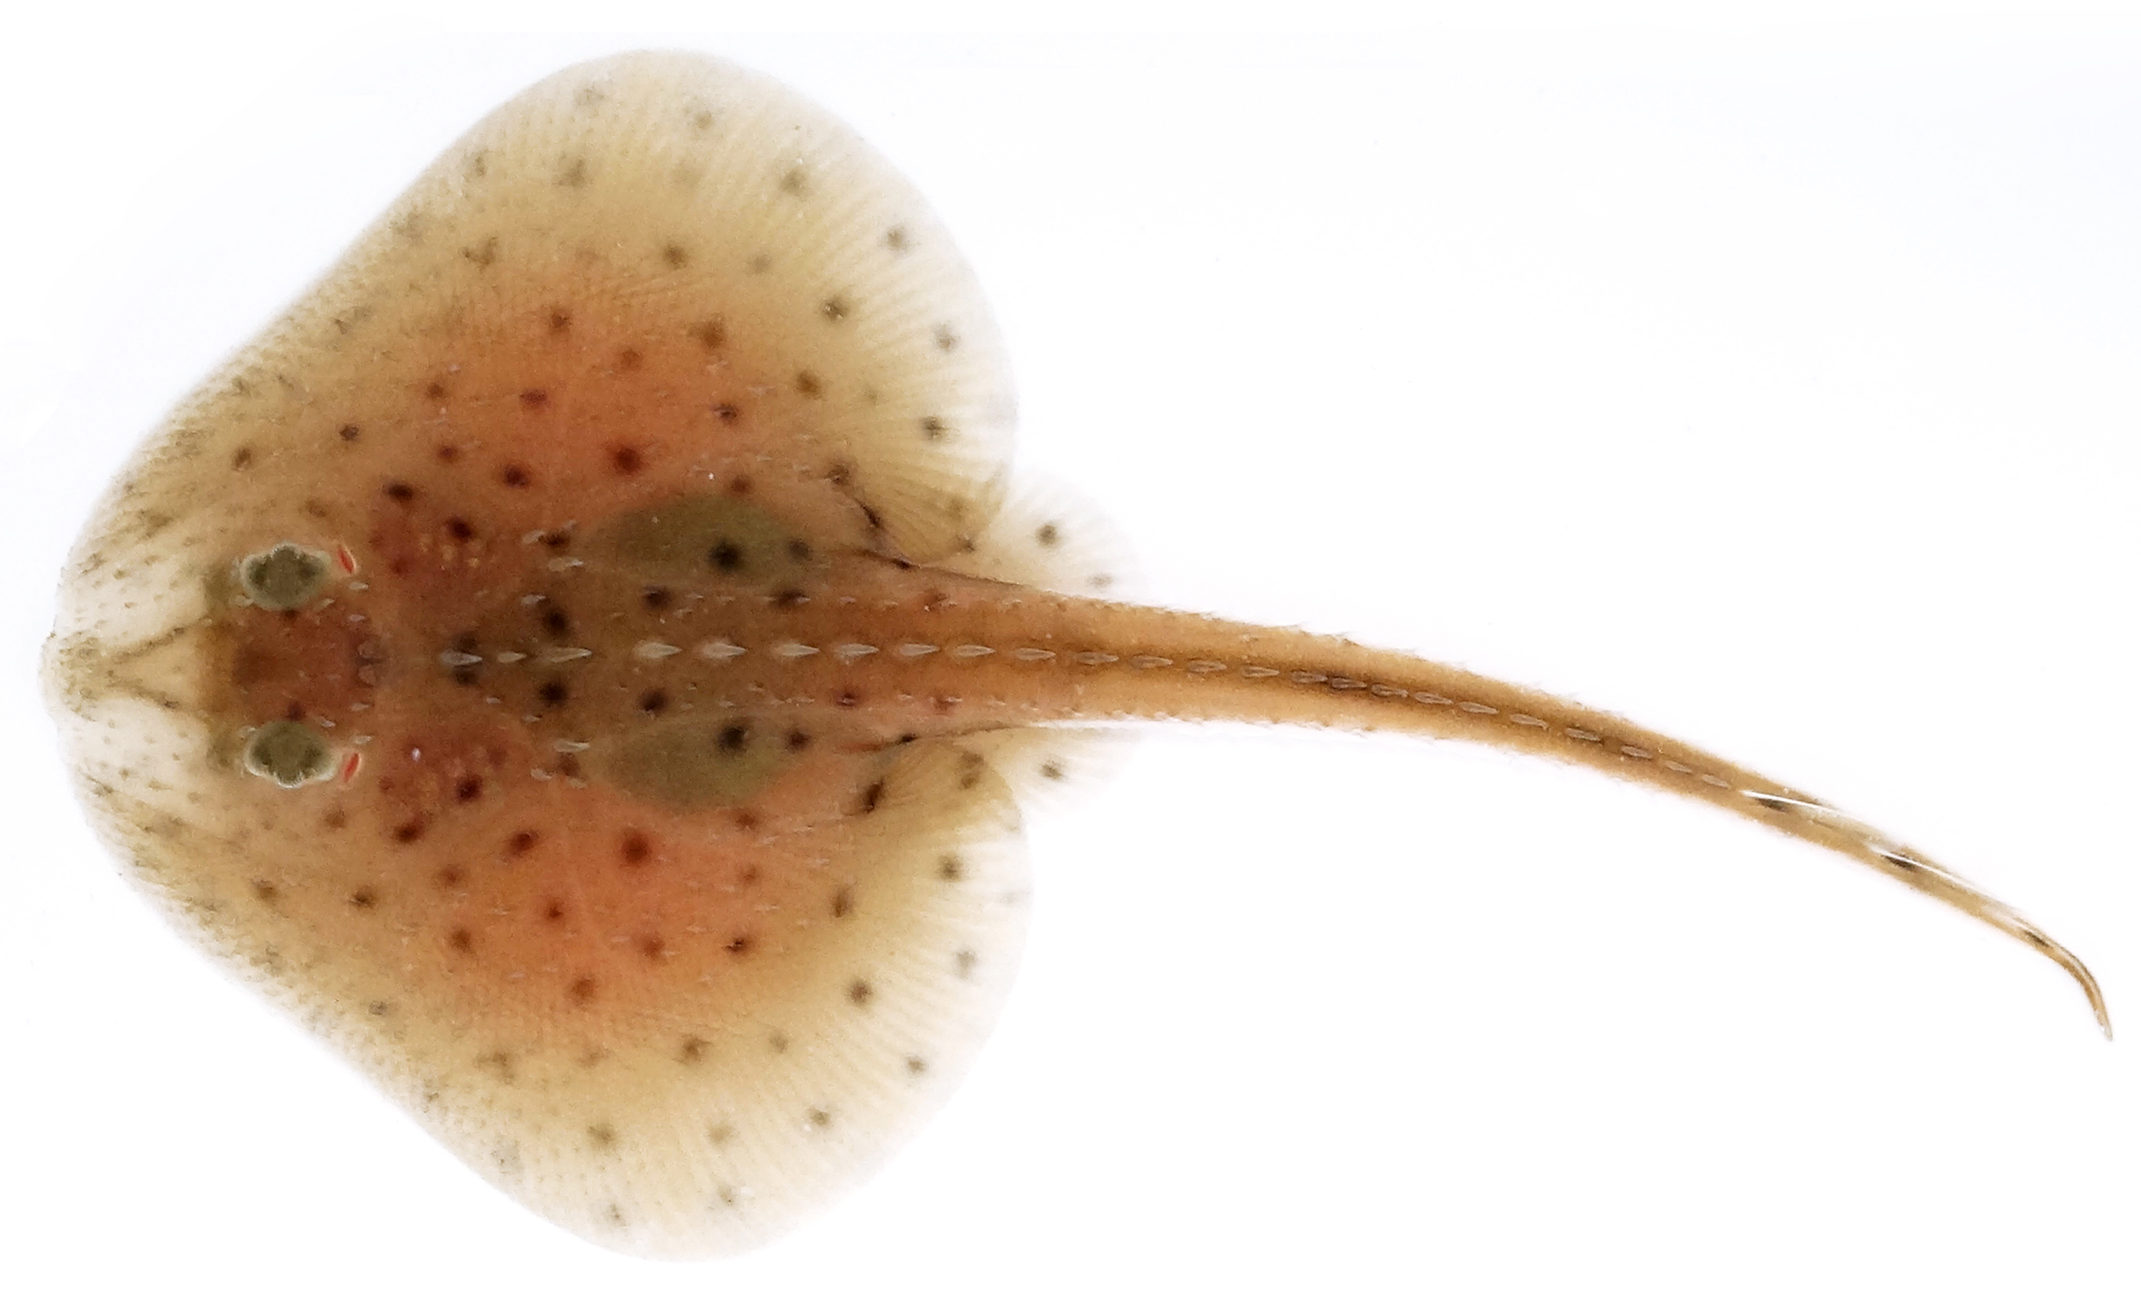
2031 926 2110 1039
2073 955 2112 1041
1993 912 2106 1040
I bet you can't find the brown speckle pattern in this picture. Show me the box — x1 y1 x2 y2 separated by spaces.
37 45 2086 1275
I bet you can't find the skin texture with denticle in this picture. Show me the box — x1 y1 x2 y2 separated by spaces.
41 51 2106 1259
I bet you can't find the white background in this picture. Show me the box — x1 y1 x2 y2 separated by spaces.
3 7 2138 1295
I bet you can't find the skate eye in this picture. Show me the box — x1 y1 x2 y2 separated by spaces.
237 542 333 611
241 720 334 788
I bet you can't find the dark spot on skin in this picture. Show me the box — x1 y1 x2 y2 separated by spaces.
445 516 475 541
231 447 254 469
780 167 807 195
338 424 361 442
368 1000 392 1017
349 887 377 909
557 753 583 780
620 832 650 865
605 1205 626 1227
617 347 643 371
323 809 347 830
642 586 671 611
821 296 849 321
772 587 806 608
541 531 571 550
934 324 959 352
858 781 885 814
767 1031 789 1053
557 157 587 188
507 830 539 856
938 854 964 881
1037 523 1061 547
461 239 497 269
569 976 597 1004
393 819 426 844
543 899 566 922
435 444 460 464
709 540 743 572
588 1123 616 1149
435 865 465 889
786 729 810 751
1040 760 1065 781
955 949 977 978
638 935 665 961
920 416 947 440
250 880 279 904
708 1121 735 1145
448 927 474 953
806 1108 832 1129
639 689 668 714
831 887 853 919
884 226 909 252
689 319 724 349
500 464 530 488
731 810 761 833
383 481 416 503
726 934 753 956
537 680 568 707
662 243 689 268
541 608 570 635
896 732 917 745
711 402 739 424
548 308 571 335
847 979 873 1006
825 461 853 487
787 538 813 561
794 370 822 398
717 724 748 753
424 380 448 400
611 446 644 475
679 1037 709 1064
836 691 861 709
519 389 548 410
454 776 483 803
906 1056 928 1075
727 474 753 495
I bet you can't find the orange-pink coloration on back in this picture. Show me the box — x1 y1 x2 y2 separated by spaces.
41 51 2105 1259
